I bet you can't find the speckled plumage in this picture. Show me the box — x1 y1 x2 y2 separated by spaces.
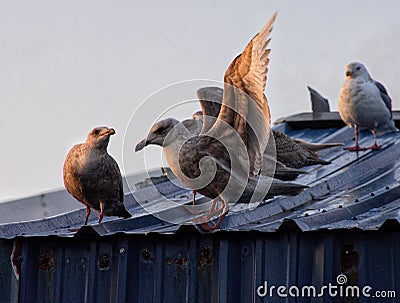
63 127 131 226
194 88 334 170
273 131 330 168
136 14 308 231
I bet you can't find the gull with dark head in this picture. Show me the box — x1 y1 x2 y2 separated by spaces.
338 62 397 151
64 126 132 227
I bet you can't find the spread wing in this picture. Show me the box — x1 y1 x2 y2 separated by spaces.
206 12 276 177
374 80 393 118
196 86 223 133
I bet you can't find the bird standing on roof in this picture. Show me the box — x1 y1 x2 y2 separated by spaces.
63 127 132 227
136 13 308 231
338 62 398 151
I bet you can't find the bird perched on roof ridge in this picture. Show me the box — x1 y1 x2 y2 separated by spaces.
338 62 398 151
63 126 132 227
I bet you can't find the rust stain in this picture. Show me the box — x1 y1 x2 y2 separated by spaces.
197 247 213 267
38 250 56 271
98 254 110 270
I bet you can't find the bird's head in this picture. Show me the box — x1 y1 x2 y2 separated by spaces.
135 118 179 152
192 111 204 122
345 62 372 80
86 126 116 149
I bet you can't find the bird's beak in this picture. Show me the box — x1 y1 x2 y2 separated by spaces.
346 70 351 77
135 138 148 152
101 128 116 137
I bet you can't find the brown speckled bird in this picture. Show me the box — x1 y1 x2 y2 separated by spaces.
137 13 309 231
63 126 131 226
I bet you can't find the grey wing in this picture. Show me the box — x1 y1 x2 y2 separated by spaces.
181 119 202 135
374 80 393 117
196 87 223 133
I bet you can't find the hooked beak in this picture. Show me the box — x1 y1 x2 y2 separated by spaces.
100 128 116 137
345 70 351 77
107 128 116 135
135 138 147 152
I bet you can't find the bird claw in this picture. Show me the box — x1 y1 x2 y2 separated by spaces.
198 212 227 231
365 144 381 150
344 145 366 152
184 205 209 216
190 208 223 224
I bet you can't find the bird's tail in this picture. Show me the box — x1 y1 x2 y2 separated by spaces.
293 139 344 151
306 157 331 166
267 180 308 197
117 206 132 219
274 168 308 181
237 177 308 203
376 120 399 135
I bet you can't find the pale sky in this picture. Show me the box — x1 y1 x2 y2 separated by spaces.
1 0 400 202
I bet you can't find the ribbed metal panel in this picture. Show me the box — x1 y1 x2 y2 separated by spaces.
14 231 400 303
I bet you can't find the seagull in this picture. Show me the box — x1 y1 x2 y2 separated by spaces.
192 109 308 180
136 13 308 231
273 131 333 169
63 126 132 227
193 87 341 169
338 62 397 151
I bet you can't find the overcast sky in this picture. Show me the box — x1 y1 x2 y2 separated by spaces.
1 0 400 202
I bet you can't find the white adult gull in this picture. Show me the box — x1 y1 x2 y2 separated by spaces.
338 62 397 151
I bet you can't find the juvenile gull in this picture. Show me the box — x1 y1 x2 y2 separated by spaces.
193 86 341 169
135 117 307 214
338 62 398 151
192 109 308 180
273 131 331 168
63 126 132 226
136 13 308 230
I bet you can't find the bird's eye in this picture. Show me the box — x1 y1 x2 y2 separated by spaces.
93 129 101 135
356 66 361 71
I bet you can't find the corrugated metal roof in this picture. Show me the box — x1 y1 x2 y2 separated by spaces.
1 112 400 239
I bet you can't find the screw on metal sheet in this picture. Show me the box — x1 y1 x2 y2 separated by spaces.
197 247 213 267
354 199 359 203
120 247 126 255
370 192 375 197
141 248 154 262
98 254 110 271
352 216 357 220
386 185 390 190
38 250 57 271
304 213 309 217
339 205 343 208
